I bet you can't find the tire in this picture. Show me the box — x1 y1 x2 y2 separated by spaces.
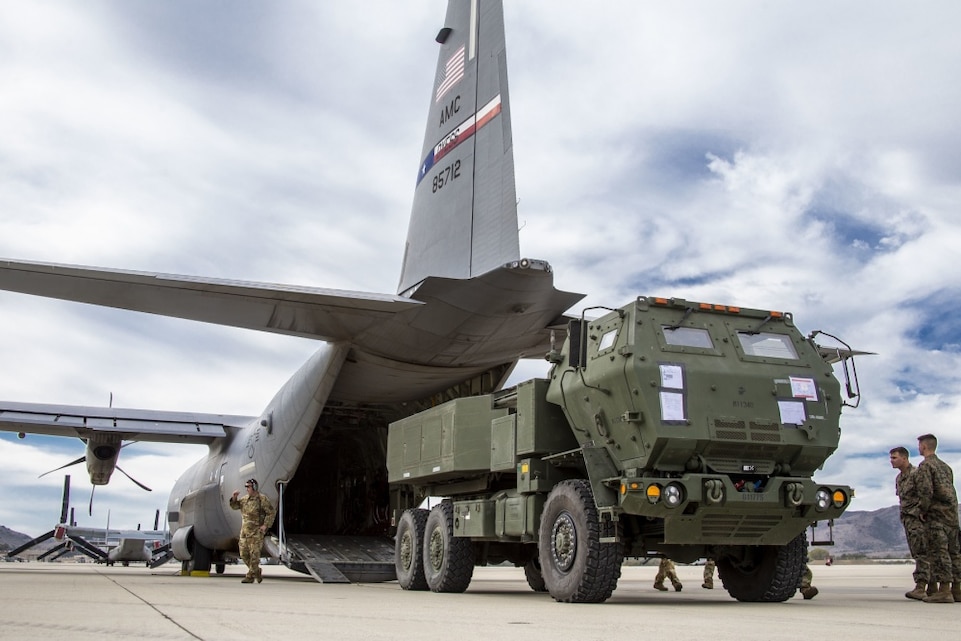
717 533 806 602
423 502 475 593
190 542 212 573
395 508 429 591
524 556 548 592
538 479 623 603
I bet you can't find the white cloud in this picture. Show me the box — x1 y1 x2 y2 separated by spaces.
2 0 961 536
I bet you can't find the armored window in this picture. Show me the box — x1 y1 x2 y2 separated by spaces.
662 326 713 349
737 332 798 360
598 328 618 352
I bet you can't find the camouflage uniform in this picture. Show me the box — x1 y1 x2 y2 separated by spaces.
702 558 716 589
799 564 818 599
895 463 929 586
653 558 682 591
229 492 276 582
913 454 961 589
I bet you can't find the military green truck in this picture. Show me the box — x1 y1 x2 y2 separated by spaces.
387 296 860 603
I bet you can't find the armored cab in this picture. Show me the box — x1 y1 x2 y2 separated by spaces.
554 296 851 547
388 296 858 604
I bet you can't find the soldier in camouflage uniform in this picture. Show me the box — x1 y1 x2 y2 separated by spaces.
890 445 929 599
229 478 276 584
913 434 961 604
653 558 682 591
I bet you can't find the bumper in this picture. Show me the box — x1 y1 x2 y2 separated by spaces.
617 474 852 546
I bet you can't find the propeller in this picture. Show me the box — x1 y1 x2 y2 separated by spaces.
116 464 152 492
149 545 175 568
38 455 86 480
66 534 108 562
37 541 70 561
6 530 57 558
6 475 71 559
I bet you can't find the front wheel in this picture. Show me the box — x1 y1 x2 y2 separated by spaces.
395 508 429 590
538 479 622 603
423 502 474 593
717 533 807 602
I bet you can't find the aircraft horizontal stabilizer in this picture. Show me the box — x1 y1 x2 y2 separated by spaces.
0 258 422 341
0 400 252 443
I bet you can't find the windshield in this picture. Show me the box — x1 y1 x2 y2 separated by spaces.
737 332 798 360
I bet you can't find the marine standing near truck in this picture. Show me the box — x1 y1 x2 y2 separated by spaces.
890 445 928 599
913 434 961 603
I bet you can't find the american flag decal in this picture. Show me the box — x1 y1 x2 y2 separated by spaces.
435 45 466 103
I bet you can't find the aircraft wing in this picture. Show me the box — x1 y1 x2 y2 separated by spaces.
0 258 422 341
0 400 253 443
64 526 167 541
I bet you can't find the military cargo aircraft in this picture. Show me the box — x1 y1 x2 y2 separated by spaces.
0 0 582 581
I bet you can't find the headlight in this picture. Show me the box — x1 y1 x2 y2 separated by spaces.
663 483 684 508
815 488 831 512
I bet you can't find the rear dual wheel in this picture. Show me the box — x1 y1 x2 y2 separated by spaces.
423 502 474 593
395 508 429 590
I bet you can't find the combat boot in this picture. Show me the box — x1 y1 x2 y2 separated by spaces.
952 582 961 603
256 568 263 584
702 579 714 590
672 580 683 592
799 586 818 600
922 582 955 603
653 581 668 591
905 582 927 600
241 576 254 584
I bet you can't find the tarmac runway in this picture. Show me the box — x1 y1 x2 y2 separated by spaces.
0 561 954 641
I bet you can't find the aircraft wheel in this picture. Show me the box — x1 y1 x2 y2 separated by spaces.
538 479 622 603
423 502 474 593
717 533 806 602
188 542 213 574
395 508 429 590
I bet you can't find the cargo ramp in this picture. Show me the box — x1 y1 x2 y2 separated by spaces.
268 534 396 584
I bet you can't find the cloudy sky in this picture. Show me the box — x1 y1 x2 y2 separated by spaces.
2 0 960 538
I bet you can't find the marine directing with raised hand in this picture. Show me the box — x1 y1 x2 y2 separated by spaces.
230 478 276 584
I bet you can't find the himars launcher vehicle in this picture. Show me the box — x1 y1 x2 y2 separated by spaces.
1 0 862 599
388 297 861 603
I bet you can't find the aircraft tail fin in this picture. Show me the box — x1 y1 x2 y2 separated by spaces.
398 0 519 295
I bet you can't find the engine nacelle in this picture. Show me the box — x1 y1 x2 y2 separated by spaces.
85 433 121 485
